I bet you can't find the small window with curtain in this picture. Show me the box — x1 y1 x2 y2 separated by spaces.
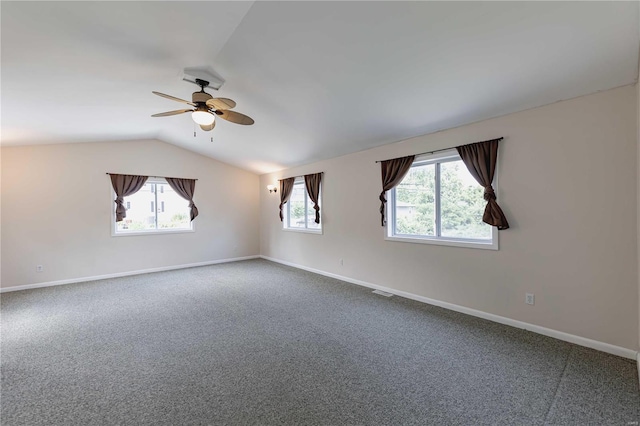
283 177 322 233
386 150 497 249
112 178 193 236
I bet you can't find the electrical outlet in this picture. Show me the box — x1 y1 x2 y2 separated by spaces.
339 258 344 266
525 293 535 305
36 265 44 273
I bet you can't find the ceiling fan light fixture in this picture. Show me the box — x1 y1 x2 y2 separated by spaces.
192 109 215 126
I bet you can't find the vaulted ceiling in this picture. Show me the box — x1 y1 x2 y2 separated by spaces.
2 2 639 174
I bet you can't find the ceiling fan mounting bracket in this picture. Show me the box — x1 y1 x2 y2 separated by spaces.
195 78 210 90
179 67 225 91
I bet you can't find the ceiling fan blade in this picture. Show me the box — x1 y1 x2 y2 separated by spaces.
152 91 195 106
200 121 216 132
216 110 255 125
151 109 193 117
206 98 237 110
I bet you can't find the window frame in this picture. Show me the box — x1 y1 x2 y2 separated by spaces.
111 177 195 237
283 177 323 235
384 150 498 250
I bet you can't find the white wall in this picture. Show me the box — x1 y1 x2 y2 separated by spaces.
260 85 639 351
1 139 259 288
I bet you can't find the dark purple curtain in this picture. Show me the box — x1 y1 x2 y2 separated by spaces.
109 174 148 222
456 138 509 230
165 177 199 221
379 155 415 226
304 173 322 224
279 177 295 221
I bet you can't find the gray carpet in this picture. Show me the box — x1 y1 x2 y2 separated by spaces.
1 259 638 425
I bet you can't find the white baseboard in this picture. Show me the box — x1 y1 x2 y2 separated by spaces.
260 255 638 361
0 255 260 293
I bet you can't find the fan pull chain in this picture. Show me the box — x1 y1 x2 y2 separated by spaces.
193 122 196 138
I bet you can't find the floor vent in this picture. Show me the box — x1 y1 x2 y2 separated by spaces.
372 289 394 297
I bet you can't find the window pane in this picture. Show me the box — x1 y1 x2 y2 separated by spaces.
394 163 435 236
114 180 193 234
288 182 306 228
440 160 491 240
115 183 156 232
156 183 191 230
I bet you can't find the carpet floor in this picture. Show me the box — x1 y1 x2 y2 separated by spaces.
1 259 638 425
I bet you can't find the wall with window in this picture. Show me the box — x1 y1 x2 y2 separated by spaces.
260 84 638 351
2 139 259 288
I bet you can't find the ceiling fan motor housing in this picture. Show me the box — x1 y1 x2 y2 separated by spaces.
192 91 213 104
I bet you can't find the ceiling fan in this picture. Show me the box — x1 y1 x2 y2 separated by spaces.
151 78 254 131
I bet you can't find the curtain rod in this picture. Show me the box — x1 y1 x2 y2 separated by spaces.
374 137 504 163
277 171 324 181
106 173 198 181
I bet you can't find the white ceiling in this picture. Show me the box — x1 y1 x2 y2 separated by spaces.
2 1 639 174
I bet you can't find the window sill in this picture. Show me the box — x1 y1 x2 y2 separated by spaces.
283 227 323 235
112 228 194 237
385 235 498 250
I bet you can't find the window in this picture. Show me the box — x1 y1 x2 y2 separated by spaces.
113 178 193 235
284 178 322 233
386 150 497 249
